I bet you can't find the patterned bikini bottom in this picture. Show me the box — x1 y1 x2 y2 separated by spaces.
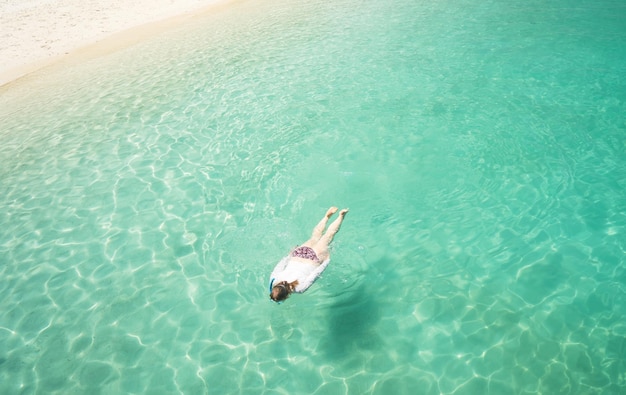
290 246 320 262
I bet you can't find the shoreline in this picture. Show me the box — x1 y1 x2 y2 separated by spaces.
0 0 232 87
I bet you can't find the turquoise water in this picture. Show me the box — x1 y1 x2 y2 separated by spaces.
1 0 625 393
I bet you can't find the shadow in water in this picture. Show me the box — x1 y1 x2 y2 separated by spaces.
318 281 383 361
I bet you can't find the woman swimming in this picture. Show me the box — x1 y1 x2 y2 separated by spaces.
268 207 348 303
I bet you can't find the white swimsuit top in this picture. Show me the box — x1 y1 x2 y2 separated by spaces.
269 256 331 293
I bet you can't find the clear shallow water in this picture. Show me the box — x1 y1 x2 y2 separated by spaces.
1 0 625 393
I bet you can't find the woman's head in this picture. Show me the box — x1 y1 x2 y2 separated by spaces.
269 280 298 303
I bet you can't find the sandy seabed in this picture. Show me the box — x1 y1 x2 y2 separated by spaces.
0 0 227 86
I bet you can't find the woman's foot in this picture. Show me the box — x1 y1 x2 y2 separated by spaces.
326 207 338 218
339 208 349 217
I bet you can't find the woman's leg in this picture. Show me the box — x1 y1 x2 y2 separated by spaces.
302 207 338 247
313 209 348 261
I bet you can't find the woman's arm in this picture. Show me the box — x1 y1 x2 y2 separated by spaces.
294 259 331 293
268 256 289 291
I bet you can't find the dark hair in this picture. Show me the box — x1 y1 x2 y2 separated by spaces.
269 280 298 302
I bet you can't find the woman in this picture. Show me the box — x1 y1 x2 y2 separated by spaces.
269 207 348 303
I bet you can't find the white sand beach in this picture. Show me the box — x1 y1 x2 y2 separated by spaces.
0 0 227 86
